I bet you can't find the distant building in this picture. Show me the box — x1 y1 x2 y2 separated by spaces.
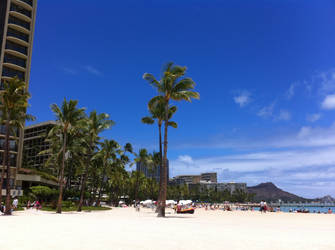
136 159 169 183
171 175 200 185
189 182 247 194
171 172 218 185
200 172 217 183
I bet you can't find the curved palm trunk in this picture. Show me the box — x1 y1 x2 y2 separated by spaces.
158 104 169 217
4 119 12 215
0 120 9 204
56 132 67 214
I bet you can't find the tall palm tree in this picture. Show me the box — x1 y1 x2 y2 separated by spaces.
143 62 199 217
141 99 177 208
77 111 114 212
0 77 34 215
49 98 86 213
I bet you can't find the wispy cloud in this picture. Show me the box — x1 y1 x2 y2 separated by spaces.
306 113 321 122
277 110 291 121
321 94 335 109
286 82 299 99
233 91 251 107
62 67 77 75
257 102 275 118
319 69 335 95
84 65 103 76
175 124 335 151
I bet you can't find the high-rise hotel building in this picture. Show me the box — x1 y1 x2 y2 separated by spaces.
0 0 37 195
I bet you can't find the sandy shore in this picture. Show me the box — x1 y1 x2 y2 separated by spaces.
1 207 334 250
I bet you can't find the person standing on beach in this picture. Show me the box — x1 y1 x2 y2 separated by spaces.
12 197 18 210
260 201 264 212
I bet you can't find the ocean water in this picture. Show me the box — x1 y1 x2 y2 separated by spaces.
279 206 332 213
253 206 332 213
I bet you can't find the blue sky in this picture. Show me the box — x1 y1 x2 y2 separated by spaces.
28 0 335 198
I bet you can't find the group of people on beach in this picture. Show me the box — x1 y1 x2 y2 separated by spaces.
26 200 42 210
0 197 19 214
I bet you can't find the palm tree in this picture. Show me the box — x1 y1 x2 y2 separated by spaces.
133 148 152 203
141 99 177 208
0 77 34 215
143 62 199 217
77 111 114 212
94 139 120 206
49 98 86 213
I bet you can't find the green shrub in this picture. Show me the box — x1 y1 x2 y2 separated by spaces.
30 186 58 202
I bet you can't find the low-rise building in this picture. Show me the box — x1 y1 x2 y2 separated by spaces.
200 172 217 183
171 175 200 185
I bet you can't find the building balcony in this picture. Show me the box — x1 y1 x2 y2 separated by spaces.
9 11 31 23
2 66 25 81
5 49 28 60
8 16 30 34
7 27 30 43
2 63 26 73
12 0 33 11
6 36 30 48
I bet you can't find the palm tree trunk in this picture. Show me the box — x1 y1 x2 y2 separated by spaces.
0 120 9 204
133 171 140 203
56 132 67 214
158 103 169 217
96 166 106 206
4 119 11 215
78 149 91 211
156 123 163 212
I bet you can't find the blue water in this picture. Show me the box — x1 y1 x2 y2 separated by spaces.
279 206 331 213
253 206 332 213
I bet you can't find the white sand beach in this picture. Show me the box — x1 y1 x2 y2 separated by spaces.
1 207 334 250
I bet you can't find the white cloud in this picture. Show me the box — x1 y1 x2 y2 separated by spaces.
257 102 275 118
177 155 194 165
277 110 291 121
319 69 335 94
321 94 335 109
84 65 103 76
286 82 298 99
297 126 312 138
171 147 335 175
62 67 77 75
176 124 335 150
306 113 321 122
234 91 251 107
